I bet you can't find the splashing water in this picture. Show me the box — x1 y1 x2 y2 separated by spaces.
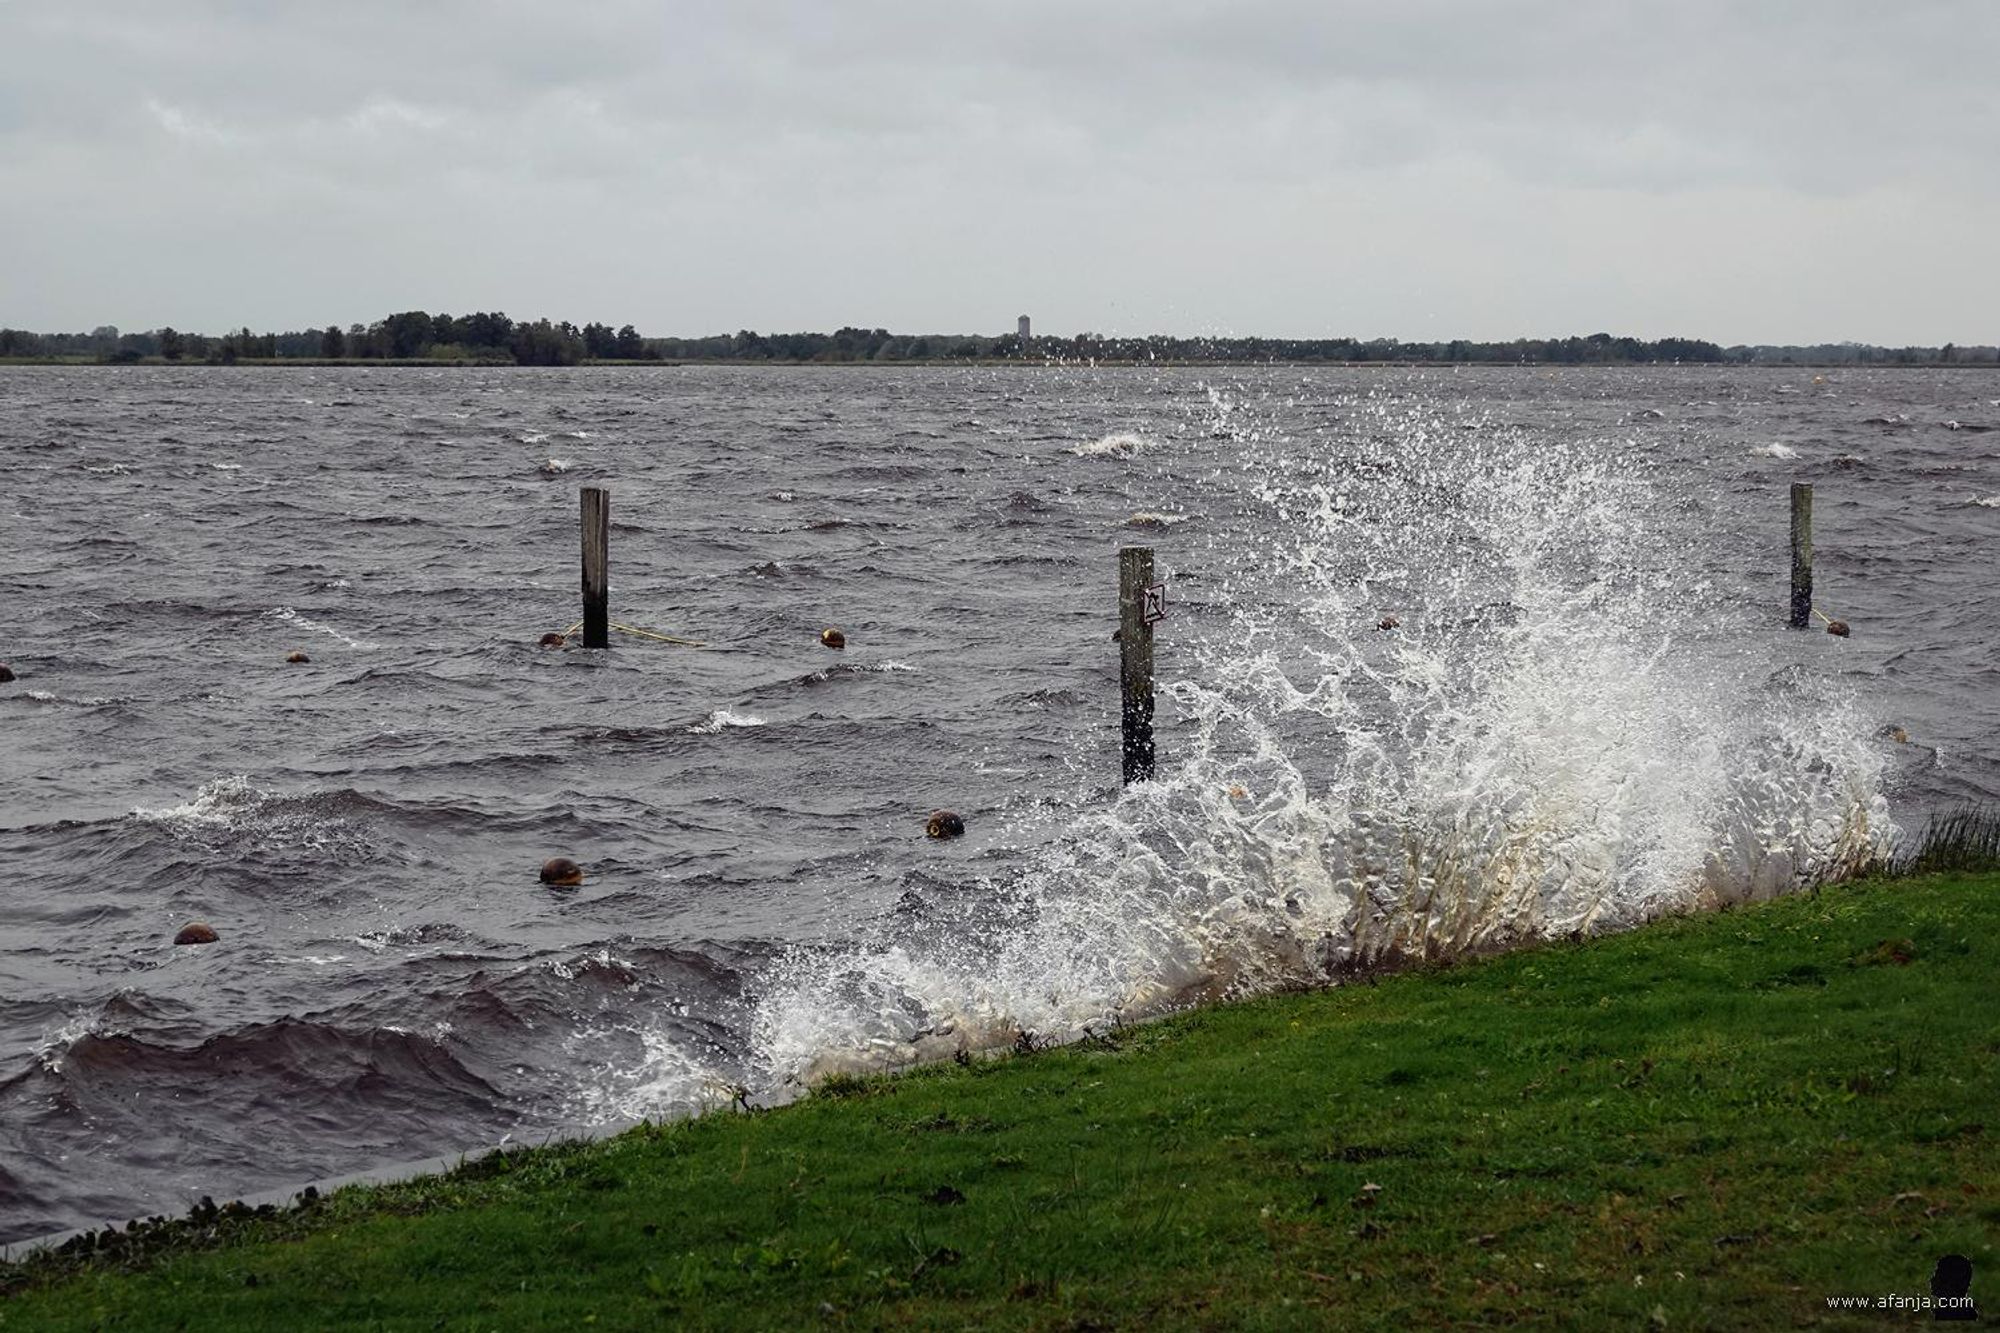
736 391 1890 1093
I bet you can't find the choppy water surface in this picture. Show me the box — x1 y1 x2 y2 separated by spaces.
2 364 1995 1243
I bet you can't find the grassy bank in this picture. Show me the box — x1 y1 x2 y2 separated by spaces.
5 873 1996 1329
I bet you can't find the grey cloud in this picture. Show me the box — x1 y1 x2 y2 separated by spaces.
1 1 1994 341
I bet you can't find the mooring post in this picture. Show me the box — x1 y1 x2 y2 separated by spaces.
1118 545 1155 784
581 486 609 648
1789 481 1813 630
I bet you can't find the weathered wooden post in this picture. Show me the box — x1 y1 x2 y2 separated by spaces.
581 486 609 648
1118 546 1156 784
1789 482 1812 630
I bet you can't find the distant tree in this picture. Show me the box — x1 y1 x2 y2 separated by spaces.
158 327 185 361
321 324 345 358
582 321 617 359
510 318 583 366
461 311 513 349
616 324 646 358
381 310 433 359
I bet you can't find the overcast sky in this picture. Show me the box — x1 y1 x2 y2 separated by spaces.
2 1 1994 343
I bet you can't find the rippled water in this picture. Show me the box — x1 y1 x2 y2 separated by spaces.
2 364 1995 1244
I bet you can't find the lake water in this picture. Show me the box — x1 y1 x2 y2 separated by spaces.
1 363 1995 1244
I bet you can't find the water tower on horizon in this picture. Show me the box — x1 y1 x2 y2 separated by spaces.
1017 314 1031 342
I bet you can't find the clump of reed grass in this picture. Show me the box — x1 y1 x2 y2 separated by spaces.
1867 803 2000 878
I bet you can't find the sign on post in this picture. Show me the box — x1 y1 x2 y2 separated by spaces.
1142 582 1168 625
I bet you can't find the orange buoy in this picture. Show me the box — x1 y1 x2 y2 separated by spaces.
173 923 219 946
538 632 566 648
1826 621 1851 638
820 628 846 650
285 651 310 664
925 811 965 840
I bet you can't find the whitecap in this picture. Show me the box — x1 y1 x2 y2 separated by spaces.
21 689 115 707
268 605 373 651
1072 431 1152 457
687 710 768 734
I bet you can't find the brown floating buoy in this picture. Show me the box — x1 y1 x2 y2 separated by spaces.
538 632 566 649
925 811 965 840
1888 726 1910 744
539 857 584 887
285 651 310 664
820 627 846 650
173 923 219 946
1826 620 1851 638
1377 615 1400 631
0 663 15 683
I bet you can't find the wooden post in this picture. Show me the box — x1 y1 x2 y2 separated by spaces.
581 486 609 648
1788 482 1812 630
1118 546 1155 784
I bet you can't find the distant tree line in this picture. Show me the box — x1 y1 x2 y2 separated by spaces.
0 318 1994 368
0 312 649 367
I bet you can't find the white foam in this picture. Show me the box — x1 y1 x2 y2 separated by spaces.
1971 495 2000 508
687 710 767 734
1072 431 1153 457
35 1011 100 1075
1753 442 1799 459
567 1024 731 1126
132 775 371 858
133 774 260 828
22 690 116 707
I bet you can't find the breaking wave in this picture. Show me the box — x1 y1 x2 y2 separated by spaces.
734 415 1890 1091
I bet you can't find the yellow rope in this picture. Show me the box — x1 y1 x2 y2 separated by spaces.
549 618 704 647
1812 607 1833 625
610 621 706 648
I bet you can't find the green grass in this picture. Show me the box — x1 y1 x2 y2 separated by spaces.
4 873 1997 1329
